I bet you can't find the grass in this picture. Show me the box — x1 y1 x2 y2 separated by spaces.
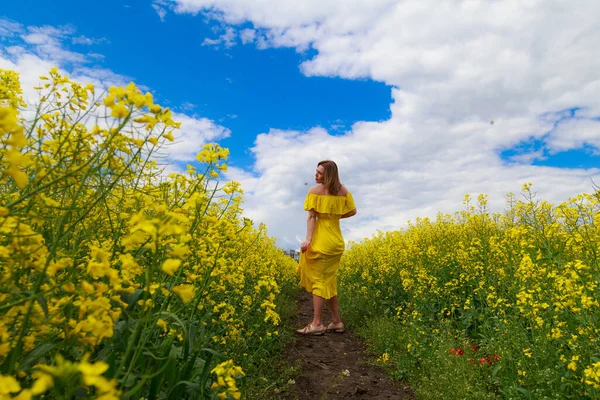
242 284 301 399
353 316 500 400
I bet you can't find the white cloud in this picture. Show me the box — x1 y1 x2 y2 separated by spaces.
1 19 230 166
507 150 547 165
239 28 256 44
546 118 600 155
202 26 237 48
16 24 88 64
71 35 109 45
179 101 197 111
0 18 23 37
166 114 231 161
152 0 172 21
165 0 600 249
152 4 168 22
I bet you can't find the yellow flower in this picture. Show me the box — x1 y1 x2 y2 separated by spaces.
161 259 182 276
6 166 28 189
102 95 115 107
0 375 21 395
79 359 109 377
211 360 244 399
78 356 119 396
163 131 175 142
0 106 24 136
110 103 129 119
30 373 53 395
156 319 168 333
172 284 195 304
169 243 190 258
13 388 33 400
584 362 600 389
378 352 390 364
130 94 147 108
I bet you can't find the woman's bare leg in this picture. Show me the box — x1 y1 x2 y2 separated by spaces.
328 296 342 324
311 294 325 326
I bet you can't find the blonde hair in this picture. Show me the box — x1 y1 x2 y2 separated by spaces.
318 160 342 195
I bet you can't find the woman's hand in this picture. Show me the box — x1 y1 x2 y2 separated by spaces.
301 239 311 252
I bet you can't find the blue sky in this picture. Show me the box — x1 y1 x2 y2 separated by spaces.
2 1 599 248
3 0 392 170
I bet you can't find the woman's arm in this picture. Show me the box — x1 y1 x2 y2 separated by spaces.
301 210 318 252
341 209 357 219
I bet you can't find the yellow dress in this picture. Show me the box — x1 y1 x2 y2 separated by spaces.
298 191 356 299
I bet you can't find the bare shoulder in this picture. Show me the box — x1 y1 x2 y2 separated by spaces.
336 185 349 196
308 185 325 195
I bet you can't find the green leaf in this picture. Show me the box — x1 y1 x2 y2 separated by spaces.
123 374 137 388
516 386 530 399
148 338 174 400
491 363 502 378
166 345 180 390
167 381 200 400
199 350 216 396
158 311 191 359
179 353 198 383
122 289 145 311
35 295 49 319
20 343 55 369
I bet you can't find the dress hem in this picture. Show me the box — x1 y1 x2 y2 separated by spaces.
299 281 338 300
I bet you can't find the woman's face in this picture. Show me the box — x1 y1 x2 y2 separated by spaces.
315 165 325 184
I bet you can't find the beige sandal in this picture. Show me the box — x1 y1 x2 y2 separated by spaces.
326 321 345 333
296 323 326 336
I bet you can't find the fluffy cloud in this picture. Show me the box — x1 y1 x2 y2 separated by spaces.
152 0 171 22
0 18 229 164
546 118 600 155
166 114 231 161
239 29 256 44
202 26 237 48
71 35 109 46
168 1 600 248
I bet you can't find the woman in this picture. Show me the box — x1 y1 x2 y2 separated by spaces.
296 160 357 335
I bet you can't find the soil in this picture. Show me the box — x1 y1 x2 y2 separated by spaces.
277 291 415 399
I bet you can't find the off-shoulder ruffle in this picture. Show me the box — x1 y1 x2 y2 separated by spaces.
304 192 356 215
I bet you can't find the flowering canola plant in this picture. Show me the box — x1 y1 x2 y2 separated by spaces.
0 68 297 399
339 188 600 398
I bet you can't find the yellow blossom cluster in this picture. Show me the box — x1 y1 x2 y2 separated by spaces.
0 354 119 400
0 68 297 399
210 359 245 399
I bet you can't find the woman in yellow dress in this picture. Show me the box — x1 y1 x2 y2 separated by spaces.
296 160 357 335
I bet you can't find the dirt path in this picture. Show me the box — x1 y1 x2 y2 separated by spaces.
279 291 415 399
